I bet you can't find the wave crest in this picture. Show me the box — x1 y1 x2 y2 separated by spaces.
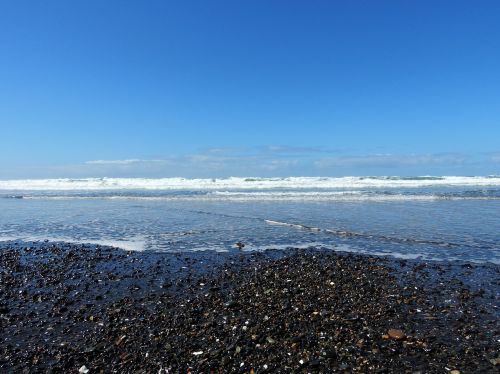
1 176 500 191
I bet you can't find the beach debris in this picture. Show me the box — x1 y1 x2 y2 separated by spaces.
79 365 90 373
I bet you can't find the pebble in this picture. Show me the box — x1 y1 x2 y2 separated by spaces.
388 329 406 340
0 243 497 373
490 357 500 366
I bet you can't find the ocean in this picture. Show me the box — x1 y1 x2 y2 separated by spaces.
0 176 499 263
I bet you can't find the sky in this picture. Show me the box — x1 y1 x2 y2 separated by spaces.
0 0 499 178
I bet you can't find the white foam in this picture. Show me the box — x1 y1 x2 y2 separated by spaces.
244 241 330 252
13 193 498 202
265 220 322 231
0 235 147 251
0 235 23 242
207 192 445 202
1 176 499 191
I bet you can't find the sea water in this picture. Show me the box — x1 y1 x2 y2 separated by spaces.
0 176 499 263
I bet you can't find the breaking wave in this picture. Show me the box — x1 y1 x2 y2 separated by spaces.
2 190 499 201
0 176 500 191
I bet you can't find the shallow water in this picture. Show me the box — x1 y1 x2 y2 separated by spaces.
0 176 499 263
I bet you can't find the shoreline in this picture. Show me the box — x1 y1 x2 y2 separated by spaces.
1 241 499 372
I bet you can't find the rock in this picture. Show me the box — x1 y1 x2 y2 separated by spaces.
490 357 500 366
387 329 405 340
266 336 276 344
324 349 337 359
309 359 321 367
224 300 239 309
0 243 497 373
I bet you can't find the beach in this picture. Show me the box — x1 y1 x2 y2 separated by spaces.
1 241 498 373
3 0 500 371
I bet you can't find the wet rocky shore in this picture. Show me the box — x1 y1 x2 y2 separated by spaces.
1 241 499 373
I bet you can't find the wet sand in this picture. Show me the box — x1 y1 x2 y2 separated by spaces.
1 242 499 373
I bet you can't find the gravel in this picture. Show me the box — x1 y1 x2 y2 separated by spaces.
1 242 499 373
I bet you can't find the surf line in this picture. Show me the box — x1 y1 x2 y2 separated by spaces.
264 219 461 248
182 211 461 249
264 219 321 232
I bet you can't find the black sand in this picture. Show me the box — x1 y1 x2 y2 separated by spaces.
1 242 499 373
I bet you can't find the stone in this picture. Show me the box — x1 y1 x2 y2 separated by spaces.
490 357 500 366
387 329 405 340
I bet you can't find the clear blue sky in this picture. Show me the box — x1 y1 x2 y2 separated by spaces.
0 0 499 178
